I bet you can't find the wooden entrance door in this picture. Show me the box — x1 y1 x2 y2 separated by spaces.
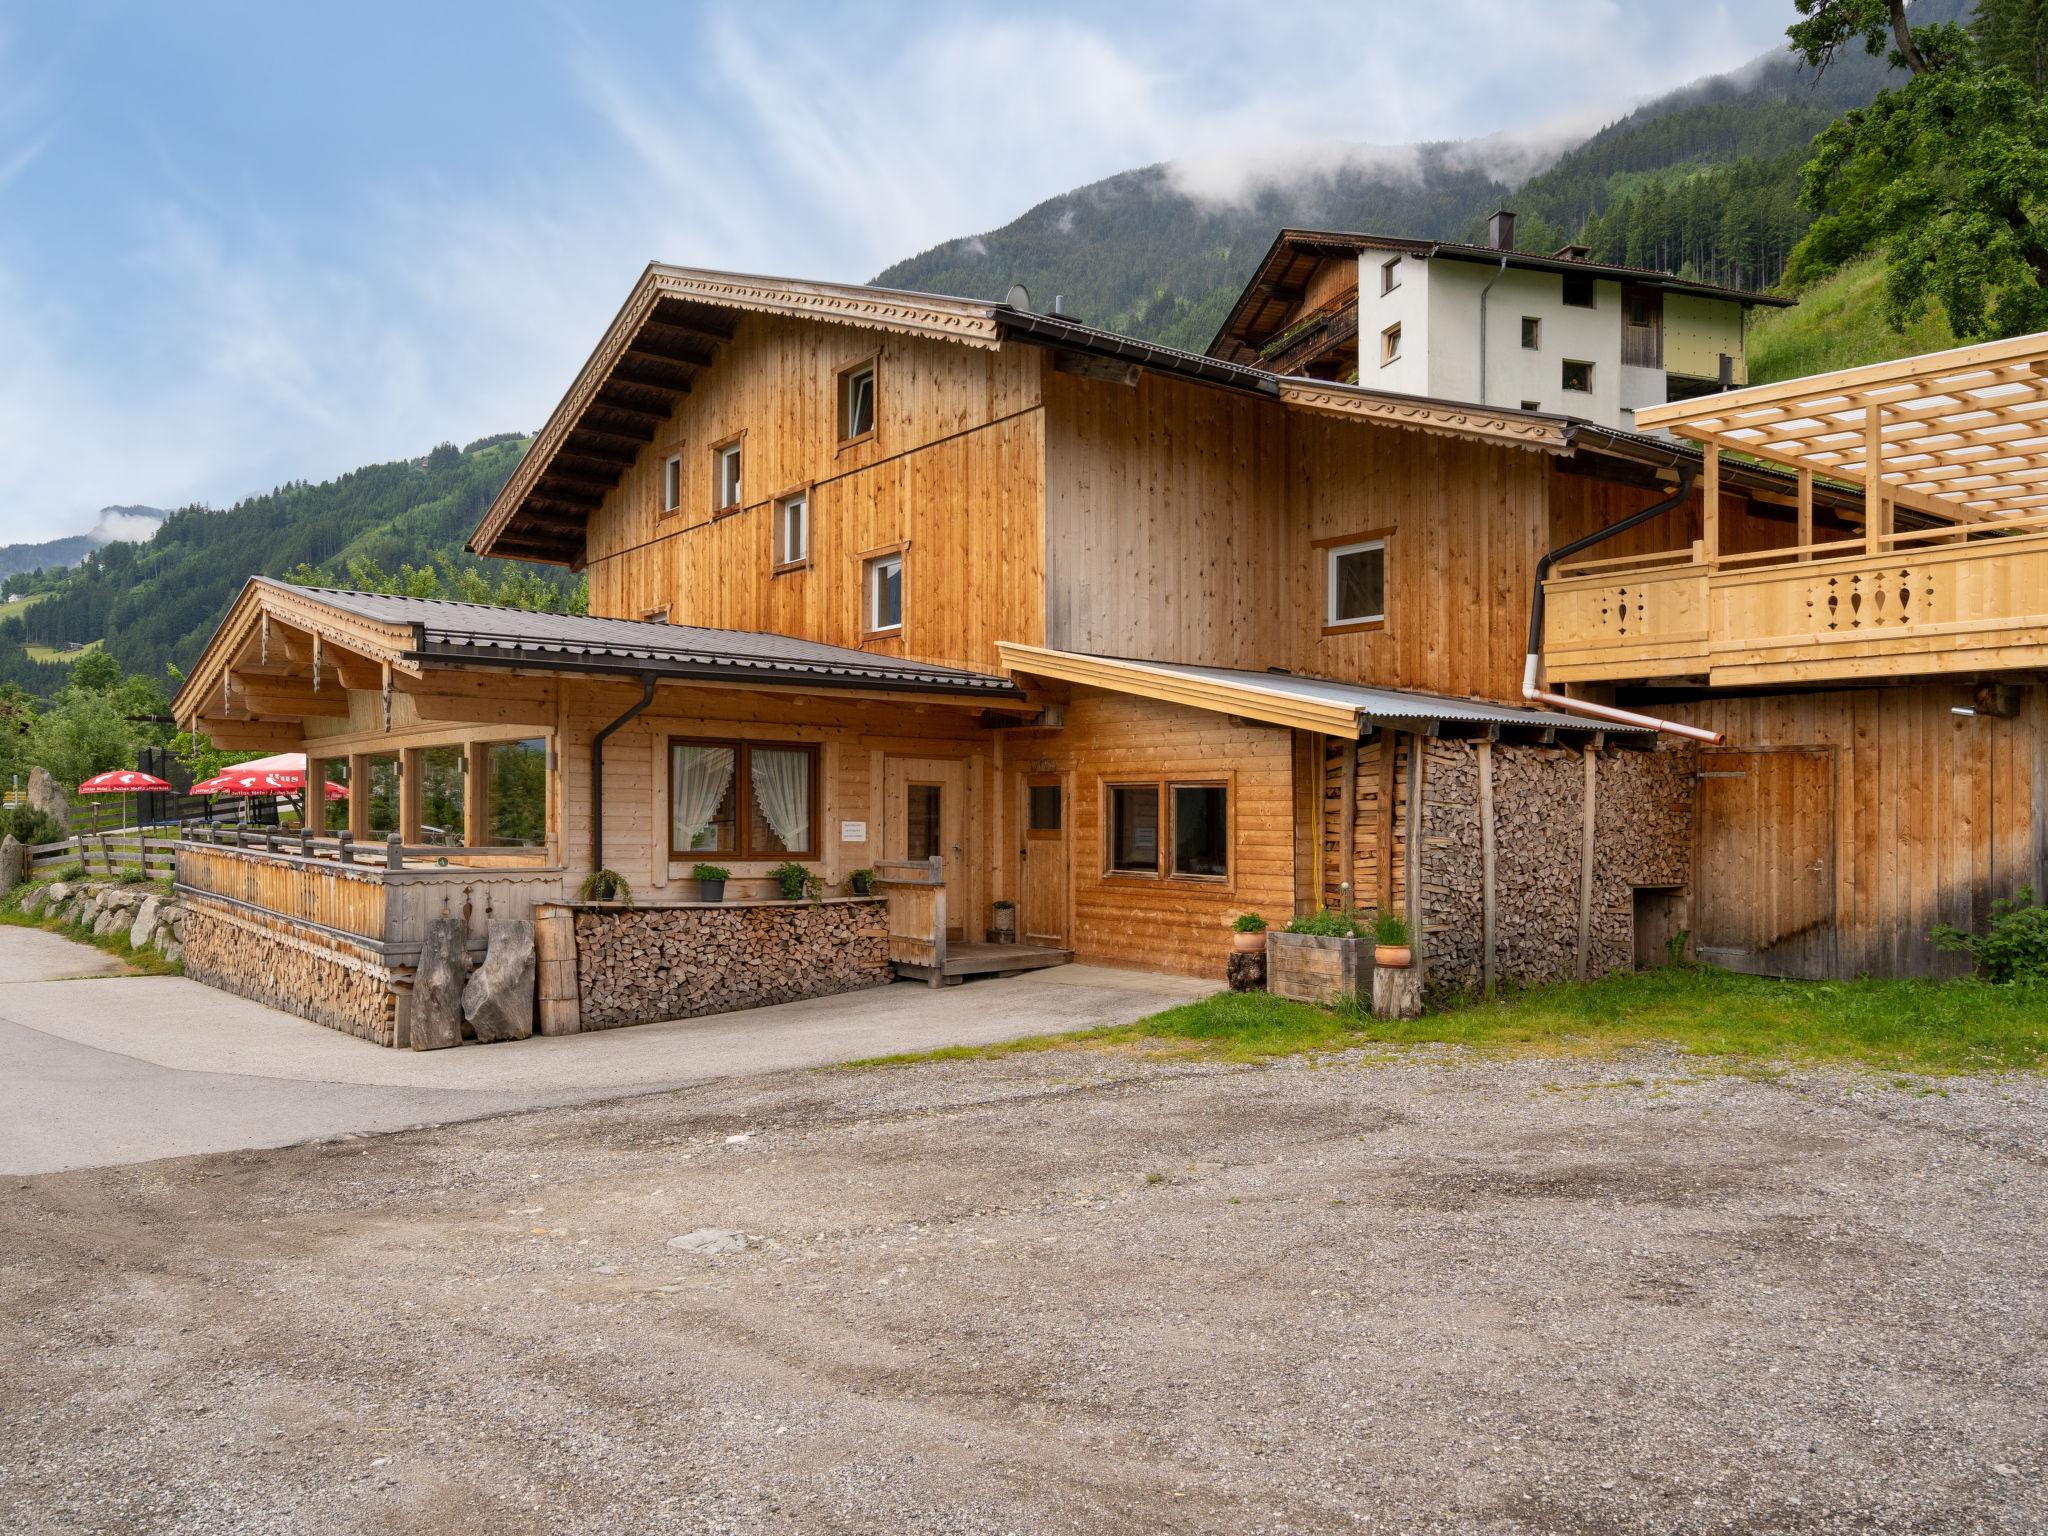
1018 774 1068 945
1693 747 1837 979
884 756 968 940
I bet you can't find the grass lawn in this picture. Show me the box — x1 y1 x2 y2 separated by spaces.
0 590 49 621
1746 255 1955 385
855 966 2048 1077
22 637 102 663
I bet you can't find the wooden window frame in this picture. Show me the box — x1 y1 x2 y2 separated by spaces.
1100 775 1233 886
861 543 905 639
1316 527 1390 635
1380 256 1401 295
835 354 879 451
710 432 746 518
660 452 683 515
1520 315 1541 351
666 737 822 863
639 605 671 623
772 484 812 574
1380 323 1401 367
1562 358 1595 394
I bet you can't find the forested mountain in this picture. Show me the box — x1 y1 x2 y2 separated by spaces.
0 435 564 695
877 0 1967 349
0 506 165 583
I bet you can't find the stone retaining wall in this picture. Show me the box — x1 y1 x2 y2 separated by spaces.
17 878 189 962
573 898 890 1030
178 897 402 1046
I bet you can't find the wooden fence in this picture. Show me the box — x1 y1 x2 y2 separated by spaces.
875 856 947 985
26 831 179 878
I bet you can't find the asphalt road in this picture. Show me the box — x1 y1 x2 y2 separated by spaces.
0 923 1207 1174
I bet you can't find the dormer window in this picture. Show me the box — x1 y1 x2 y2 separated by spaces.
713 438 743 513
661 453 682 513
838 359 877 446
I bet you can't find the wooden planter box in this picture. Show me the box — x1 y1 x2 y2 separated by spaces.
1265 931 1364 1005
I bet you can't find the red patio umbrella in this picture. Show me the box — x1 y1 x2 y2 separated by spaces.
190 768 348 799
77 769 173 831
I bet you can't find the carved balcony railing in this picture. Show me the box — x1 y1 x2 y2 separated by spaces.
1542 514 2048 688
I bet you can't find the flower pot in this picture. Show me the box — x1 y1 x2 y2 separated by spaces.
850 873 872 896
1373 943 1412 969
1231 929 1267 954
698 879 726 903
990 908 1017 943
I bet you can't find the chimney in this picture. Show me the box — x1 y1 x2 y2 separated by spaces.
1487 209 1516 252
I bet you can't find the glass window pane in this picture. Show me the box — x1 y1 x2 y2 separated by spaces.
365 755 401 835
487 739 547 846
1333 544 1384 623
747 746 813 856
1027 783 1061 832
671 743 737 854
1109 785 1159 873
871 555 902 630
907 783 942 861
779 496 806 564
1171 784 1228 877
845 367 875 438
420 746 465 844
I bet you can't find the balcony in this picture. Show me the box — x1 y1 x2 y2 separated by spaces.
1543 515 2048 687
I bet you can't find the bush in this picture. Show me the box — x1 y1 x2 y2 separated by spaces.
0 805 65 847
1232 912 1268 934
1372 911 1410 947
769 861 822 901
690 863 731 882
1284 908 1363 938
577 868 633 905
1933 888 2048 983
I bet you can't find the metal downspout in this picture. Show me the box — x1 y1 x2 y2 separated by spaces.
590 673 657 873
1476 254 1507 405
1523 467 1724 744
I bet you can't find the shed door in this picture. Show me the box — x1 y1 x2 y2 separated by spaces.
1017 774 1068 946
1693 747 1836 979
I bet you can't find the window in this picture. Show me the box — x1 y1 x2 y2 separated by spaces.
906 783 942 861
485 738 547 847
1520 316 1541 350
865 551 903 635
838 360 877 444
713 439 743 513
420 746 465 845
1562 359 1594 394
1171 784 1228 879
661 453 682 513
1380 256 1401 295
1562 272 1596 308
1521 400 1541 411
1027 780 1062 836
1324 536 1386 628
1108 784 1160 873
669 739 818 860
1106 780 1231 880
364 754 401 835
774 490 809 569
1380 323 1402 366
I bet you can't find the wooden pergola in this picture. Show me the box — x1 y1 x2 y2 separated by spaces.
1634 332 2048 560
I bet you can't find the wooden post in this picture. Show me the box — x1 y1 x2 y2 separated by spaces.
1377 738 1396 915
1864 404 1886 556
1701 443 1721 568
1477 739 1497 999
927 854 948 988
339 832 355 866
1403 734 1426 967
347 754 371 841
1576 745 1598 981
463 741 490 849
1339 737 1358 912
386 831 403 871
399 748 423 848
1796 467 1814 561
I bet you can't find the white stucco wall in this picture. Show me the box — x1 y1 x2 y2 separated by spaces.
1427 261 1626 422
1356 251 1430 393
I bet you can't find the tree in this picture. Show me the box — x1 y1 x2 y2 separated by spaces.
1787 0 2048 340
1975 0 2048 94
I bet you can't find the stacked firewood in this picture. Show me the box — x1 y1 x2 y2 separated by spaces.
573 901 890 1030
181 899 399 1045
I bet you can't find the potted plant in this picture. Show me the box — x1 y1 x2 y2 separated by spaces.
849 866 877 897
770 860 822 901
1266 907 1364 1004
1372 910 1413 969
692 863 731 902
990 898 1016 943
1231 912 1268 953
577 868 633 906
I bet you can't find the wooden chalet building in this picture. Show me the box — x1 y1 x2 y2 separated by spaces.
167 259 2048 1044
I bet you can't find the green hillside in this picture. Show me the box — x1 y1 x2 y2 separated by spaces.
0 434 565 696
1747 256 1958 385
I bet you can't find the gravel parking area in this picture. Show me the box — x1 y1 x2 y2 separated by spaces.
2 1046 2044 1534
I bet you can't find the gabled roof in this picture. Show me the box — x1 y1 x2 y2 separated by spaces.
173 577 1020 729
996 644 1647 738
1209 228 1792 364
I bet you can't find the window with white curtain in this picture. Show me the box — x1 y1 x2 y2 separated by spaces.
668 739 817 859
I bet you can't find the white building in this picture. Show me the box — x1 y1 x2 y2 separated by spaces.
1210 212 1791 433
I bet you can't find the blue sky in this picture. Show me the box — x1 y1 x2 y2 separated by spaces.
0 1 1795 543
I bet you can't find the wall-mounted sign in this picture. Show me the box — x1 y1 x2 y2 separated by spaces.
840 820 868 843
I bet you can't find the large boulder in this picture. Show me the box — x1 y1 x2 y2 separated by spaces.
19 882 49 916
410 917 470 1051
27 766 68 826
129 894 162 952
462 919 537 1044
0 835 25 893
